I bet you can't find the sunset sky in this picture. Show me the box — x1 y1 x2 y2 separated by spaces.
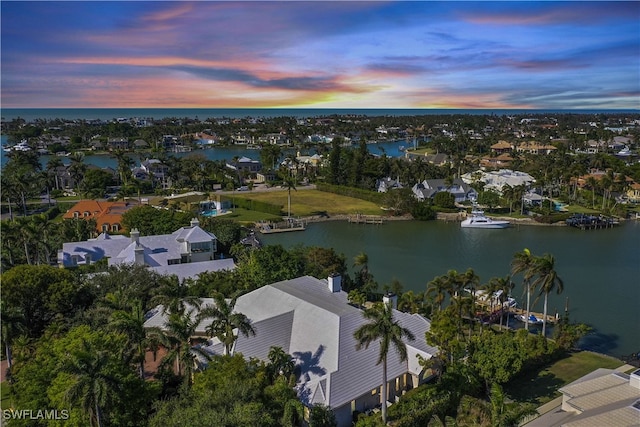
1 1 639 109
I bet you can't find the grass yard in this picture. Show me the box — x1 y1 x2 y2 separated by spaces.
233 189 384 217
504 351 625 405
219 208 282 223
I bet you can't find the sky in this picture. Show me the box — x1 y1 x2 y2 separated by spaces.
1 1 639 110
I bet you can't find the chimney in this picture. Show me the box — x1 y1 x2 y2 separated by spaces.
190 218 200 227
130 228 140 244
383 292 397 309
328 273 341 293
631 369 640 390
134 244 145 265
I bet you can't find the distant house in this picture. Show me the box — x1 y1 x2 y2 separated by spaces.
131 158 171 189
226 156 262 174
412 178 477 203
58 218 234 281
461 169 535 194
515 141 557 155
490 140 513 154
376 177 404 193
62 199 134 233
107 137 130 151
144 275 438 427
133 139 148 149
480 153 514 169
626 182 640 203
526 368 640 427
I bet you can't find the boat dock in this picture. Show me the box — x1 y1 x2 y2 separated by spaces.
566 214 619 230
348 214 385 225
257 219 306 234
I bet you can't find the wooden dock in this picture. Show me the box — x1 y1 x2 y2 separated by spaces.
348 214 385 225
256 219 306 234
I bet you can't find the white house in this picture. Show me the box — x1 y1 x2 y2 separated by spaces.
461 169 535 194
526 367 640 426
58 218 234 281
144 275 438 427
412 178 477 203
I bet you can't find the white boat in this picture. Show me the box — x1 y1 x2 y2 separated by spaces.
461 207 510 229
516 314 544 325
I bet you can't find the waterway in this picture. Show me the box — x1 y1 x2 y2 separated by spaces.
261 219 640 359
0 134 406 169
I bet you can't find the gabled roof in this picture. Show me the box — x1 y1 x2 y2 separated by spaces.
144 276 438 409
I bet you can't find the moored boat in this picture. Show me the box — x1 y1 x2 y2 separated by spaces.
461 207 510 229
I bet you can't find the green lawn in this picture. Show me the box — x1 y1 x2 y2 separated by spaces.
231 189 384 217
504 351 625 405
219 208 282 223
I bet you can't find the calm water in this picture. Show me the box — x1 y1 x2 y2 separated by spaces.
261 219 640 358
0 134 406 169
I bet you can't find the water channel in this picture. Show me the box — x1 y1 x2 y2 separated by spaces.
261 219 640 359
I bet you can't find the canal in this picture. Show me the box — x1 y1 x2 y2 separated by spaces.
261 218 640 359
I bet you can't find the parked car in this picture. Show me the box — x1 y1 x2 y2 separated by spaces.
236 186 249 191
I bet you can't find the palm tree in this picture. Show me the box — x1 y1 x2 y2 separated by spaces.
426 275 450 312
61 339 118 427
267 346 295 381
353 252 372 291
1 300 25 372
109 300 148 379
354 302 415 424
511 249 537 330
531 253 564 336
282 175 297 218
198 292 255 356
148 307 210 385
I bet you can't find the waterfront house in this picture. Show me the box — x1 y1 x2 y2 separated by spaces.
62 199 135 233
143 275 438 427
461 169 535 194
526 368 640 426
226 156 262 174
376 177 404 193
107 137 130 151
626 182 640 203
412 178 477 203
58 218 234 281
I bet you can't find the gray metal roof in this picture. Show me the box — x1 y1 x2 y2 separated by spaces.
143 275 437 409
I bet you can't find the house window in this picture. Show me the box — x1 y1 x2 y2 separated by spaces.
85 254 91 264
371 388 377 396
83 211 90 217
102 224 109 232
111 224 119 232
73 211 79 218
168 259 180 265
181 254 189 263
190 241 212 253
71 255 78 265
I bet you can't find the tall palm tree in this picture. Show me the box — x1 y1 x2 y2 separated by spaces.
531 253 564 336
282 175 297 218
109 300 148 378
511 249 537 330
354 302 415 424
198 292 255 356
353 252 371 290
61 339 118 427
426 275 449 312
148 307 209 385
1 300 25 372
